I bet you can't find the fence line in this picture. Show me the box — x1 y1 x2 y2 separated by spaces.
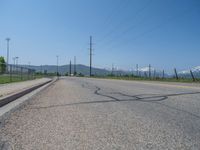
109 65 199 82
0 63 35 83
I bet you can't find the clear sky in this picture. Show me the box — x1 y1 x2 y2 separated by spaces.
0 0 199 72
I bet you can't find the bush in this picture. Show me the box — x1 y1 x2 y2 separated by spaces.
0 56 6 74
78 73 84 77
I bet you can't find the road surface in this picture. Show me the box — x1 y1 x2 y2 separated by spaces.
0 77 200 149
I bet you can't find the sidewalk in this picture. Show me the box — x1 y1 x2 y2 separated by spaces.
0 78 52 99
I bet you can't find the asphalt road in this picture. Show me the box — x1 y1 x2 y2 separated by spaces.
1 77 200 150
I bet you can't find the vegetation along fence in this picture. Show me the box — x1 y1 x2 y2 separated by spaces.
0 63 35 83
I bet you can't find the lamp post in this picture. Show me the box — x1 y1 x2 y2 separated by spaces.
13 57 16 65
5 38 10 72
5 38 10 65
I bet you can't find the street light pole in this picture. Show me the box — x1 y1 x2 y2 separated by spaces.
13 57 16 65
5 38 10 65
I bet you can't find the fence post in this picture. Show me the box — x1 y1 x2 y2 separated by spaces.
190 70 195 82
21 67 23 80
174 68 179 80
28 69 30 80
149 64 151 78
153 69 156 79
10 65 12 82
144 72 147 78
162 70 165 79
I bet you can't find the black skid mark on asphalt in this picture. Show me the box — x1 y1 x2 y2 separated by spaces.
32 81 200 119
80 82 200 102
94 87 120 101
94 86 168 102
31 83 200 119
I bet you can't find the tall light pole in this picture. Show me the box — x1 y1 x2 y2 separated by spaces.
56 55 59 76
13 57 16 65
5 38 10 65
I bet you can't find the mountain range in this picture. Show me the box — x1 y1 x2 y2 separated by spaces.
25 64 111 76
22 64 200 78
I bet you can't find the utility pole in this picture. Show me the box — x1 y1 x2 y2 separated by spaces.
89 36 93 76
74 56 76 76
6 38 10 65
56 56 59 76
69 60 72 76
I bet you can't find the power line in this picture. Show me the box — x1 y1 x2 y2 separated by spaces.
99 5 197 51
98 0 152 45
99 0 128 33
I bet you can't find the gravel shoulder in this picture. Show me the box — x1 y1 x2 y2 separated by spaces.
0 78 52 98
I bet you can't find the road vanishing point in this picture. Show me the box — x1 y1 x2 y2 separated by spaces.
1 77 200 149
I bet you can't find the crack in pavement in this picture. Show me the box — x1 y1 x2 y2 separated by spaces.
31 81 200 119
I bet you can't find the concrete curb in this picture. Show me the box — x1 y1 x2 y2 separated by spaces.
0 77 58 124
0 80 51 107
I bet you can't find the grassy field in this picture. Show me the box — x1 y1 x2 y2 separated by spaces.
91 76 200 83
0 75 36 84
0 74 54 84
0 76 22 84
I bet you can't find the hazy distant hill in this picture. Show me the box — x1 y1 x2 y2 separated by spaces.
178 66 200 78
22 64 200 78
23 64 111 76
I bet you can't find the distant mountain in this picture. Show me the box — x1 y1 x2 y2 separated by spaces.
21 64 200 78
22 64 112 76
178 66 200 78
134 66 168 78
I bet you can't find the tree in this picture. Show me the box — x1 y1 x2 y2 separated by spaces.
0 56 6 74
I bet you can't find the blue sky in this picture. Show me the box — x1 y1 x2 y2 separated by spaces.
0 0 199 72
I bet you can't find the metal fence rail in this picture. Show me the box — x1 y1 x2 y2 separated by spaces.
0 63 35 83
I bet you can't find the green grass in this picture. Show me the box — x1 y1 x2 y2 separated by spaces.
0 75 36 84
0 74 54 84
91 76 200 83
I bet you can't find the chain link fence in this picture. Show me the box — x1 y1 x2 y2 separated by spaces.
107 65 200 82
0 63 35 83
